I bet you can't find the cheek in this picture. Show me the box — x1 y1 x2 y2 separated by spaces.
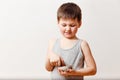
72 28 78 32
59 26 65 32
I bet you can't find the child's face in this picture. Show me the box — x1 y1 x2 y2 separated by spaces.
58 18 81 39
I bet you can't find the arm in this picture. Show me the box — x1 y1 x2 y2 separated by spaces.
45 38 65 72
76 40 97 75
58 40 97 76
45 39 56 71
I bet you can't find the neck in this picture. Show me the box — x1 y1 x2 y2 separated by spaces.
60 36 79 49
61 36 78 41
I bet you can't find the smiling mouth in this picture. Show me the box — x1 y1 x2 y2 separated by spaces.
65 32 71 35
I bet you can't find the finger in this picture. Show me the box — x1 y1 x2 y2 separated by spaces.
55 62 59 66
66 69 71 72
53 60 59 66
50 62 54 66
53 61 58 66
60 71 67 75
69 69 71 72
49 59 54 63
50 59 56 64
57 60 61 66
60 58 65 66
58 67 64 72
50 60 56 66
58 68 62 72
69 69 73 72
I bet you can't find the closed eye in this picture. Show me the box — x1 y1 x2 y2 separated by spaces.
62 24 66 27
70 24 75 27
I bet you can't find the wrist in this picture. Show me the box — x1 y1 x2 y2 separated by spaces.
67 69 79 76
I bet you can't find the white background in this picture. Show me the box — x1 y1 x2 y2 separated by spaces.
0 0 120 79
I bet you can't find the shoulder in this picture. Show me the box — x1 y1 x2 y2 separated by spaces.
80 39 90 50
47 38 58 53
80 39 92 56
48 38 57 48
81 39 89 47
48 38 57 44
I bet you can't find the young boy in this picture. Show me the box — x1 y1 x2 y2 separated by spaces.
45 2 97 80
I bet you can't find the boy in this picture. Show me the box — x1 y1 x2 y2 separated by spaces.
45 2 97 80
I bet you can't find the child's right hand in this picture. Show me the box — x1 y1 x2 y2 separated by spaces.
49 53 65 67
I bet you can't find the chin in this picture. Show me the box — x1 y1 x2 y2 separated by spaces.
65 36 74 39
63 34 75 39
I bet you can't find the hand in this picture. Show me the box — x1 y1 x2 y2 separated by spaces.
58 66 72 71
49 53 61 67
58 67 75 77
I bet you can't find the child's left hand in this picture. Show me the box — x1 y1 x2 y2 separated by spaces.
58 67 75 77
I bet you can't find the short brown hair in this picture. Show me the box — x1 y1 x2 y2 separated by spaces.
57 2 82 22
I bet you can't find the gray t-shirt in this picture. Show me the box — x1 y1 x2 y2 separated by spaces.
51 38 84 80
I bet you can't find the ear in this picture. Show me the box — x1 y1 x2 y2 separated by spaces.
78 20 82 28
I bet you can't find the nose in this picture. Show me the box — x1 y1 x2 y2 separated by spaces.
66 26 70 31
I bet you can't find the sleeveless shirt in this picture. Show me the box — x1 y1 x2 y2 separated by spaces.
51 38 84 80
